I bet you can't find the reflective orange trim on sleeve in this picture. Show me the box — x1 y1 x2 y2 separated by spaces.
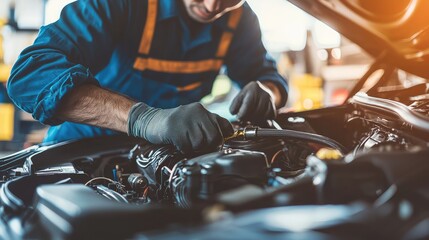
138 0 158 55
215 7 243 58
177 81 202 91
133 57 223 73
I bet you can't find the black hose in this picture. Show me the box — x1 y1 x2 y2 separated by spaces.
244 128 347 154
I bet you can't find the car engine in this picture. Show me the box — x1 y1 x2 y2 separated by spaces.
0 93 429 239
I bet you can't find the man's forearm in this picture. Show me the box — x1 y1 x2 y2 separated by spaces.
57 84 136 132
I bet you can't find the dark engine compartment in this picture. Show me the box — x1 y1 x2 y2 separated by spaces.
1 95 429 240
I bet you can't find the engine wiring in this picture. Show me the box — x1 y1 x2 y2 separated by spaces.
143 186 150 198
270 149 285 165
84 177 116 186
82 125 346 206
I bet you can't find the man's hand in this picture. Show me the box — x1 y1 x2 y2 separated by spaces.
58 85 233 153
230 81 278 122
128 102 234 153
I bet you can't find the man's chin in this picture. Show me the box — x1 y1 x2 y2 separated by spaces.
189 11 217 23
189 15 216 23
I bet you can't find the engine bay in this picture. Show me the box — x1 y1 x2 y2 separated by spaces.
1 94 429 239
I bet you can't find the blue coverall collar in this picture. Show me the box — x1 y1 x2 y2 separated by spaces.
158 0 179 20
158 0 231 31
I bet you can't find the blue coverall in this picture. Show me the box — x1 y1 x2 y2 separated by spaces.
7 0 288 143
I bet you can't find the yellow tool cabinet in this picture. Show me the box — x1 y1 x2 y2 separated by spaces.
0 18 14 141
0 103 14 141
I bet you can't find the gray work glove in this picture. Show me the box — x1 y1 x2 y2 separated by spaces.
128 102 234 153
230 81 277 122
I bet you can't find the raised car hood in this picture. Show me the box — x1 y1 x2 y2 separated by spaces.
287 0 429 78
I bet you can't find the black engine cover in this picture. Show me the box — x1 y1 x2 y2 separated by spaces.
171 149 269 207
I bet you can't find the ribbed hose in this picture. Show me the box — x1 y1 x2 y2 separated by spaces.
244 128 347 154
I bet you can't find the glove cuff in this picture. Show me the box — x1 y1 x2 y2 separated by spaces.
128 102 162 142
127 102 150 136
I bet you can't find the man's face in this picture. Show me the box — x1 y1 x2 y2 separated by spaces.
182 0 245 23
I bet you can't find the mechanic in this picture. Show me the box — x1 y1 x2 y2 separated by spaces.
7 0 288 153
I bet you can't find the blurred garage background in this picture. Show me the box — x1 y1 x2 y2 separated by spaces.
0 0 372 155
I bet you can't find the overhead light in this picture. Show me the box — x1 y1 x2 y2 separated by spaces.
317 49 329 61
331 48 342 60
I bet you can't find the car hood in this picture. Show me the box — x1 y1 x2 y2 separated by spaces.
287 0 429 79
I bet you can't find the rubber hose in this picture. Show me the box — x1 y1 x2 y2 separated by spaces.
244 128 347 154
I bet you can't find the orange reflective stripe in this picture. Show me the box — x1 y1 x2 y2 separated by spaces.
134 57 223 73
215 32 233 58
138 0 158 54
215 7 243 58
227 7 243 30
177 81 202 91
134 3 243 73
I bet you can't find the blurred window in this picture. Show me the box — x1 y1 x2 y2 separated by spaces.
44 0 76 25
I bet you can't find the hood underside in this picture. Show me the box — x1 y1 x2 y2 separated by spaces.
287 0 429 79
